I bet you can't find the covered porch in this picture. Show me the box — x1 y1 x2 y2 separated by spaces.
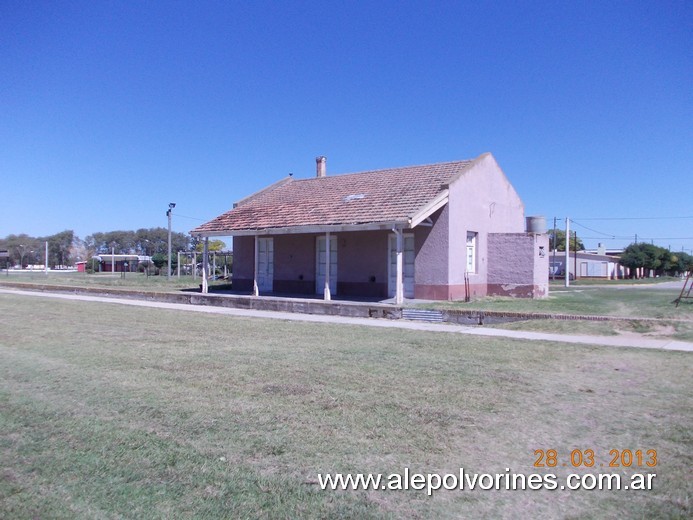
195 222 426 305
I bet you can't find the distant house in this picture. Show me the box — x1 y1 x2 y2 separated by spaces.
92 254 151 273
192 153 548 301
551 251 623 279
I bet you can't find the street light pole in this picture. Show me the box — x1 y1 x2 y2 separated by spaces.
167 202 176 280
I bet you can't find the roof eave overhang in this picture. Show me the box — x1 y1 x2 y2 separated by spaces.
192 220 410 238
192 189 450 237
408 189 449 228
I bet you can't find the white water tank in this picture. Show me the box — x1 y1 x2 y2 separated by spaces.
526 216 547 234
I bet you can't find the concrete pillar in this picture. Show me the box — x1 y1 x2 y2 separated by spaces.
395 228 404 305
202 238 209 294
253 235 259 296
324 232 331 301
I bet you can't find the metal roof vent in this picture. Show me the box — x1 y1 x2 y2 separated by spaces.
343 194 366 202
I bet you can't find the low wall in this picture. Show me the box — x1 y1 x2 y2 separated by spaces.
0 282 400 319
0 282 666 325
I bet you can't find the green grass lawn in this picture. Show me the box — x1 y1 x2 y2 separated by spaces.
0 271 223 293
1 271 189 289
491 317 693 342
1 293 691 518
430 284 692 320
0 271 238 292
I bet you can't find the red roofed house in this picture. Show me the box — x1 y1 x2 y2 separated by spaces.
192 153 548 302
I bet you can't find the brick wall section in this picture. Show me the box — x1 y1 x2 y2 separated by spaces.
487 233 549 298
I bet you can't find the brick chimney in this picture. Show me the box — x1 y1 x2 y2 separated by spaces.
316 156 326 177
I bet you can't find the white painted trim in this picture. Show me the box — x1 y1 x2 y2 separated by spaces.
395 228 403 305
324 232 331 300
387 232 415 300
409 190 449 228
256 237 274 293
202 237 209 294
315 235 337 297
194 191 448 238
193 221 407 238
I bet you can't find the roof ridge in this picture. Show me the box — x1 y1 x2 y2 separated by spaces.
288 158 475 182
234 176 293 207
191 153 498 236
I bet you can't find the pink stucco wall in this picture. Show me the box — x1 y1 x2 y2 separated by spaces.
337 231 389 296
272 234 316 293
232 235 255 291
413 206 449 298
233 231 391 296
416 153 526 300
447 154 525 295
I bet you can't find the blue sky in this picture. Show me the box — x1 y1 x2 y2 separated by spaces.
2 1 691 252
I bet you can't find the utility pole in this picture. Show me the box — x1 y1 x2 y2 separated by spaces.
167 202 176 280
552 217 557 281
573 231 578 280
565 217 570 287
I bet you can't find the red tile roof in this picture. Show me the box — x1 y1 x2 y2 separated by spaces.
192 158 478 235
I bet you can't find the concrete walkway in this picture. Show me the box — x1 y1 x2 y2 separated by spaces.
1 288 692 353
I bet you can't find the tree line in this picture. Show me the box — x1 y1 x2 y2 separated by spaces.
619 243 692 278
0 230 75 268
0 228 193 268
549 230 692 277
84 228 192 256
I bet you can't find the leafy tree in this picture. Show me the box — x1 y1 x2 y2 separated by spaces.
619 243 680 277
195 239 226 252
150 252 178 273
640 244 663 273
44 230 75 267
665 251 693 275
0 234 42 267
619 244 645 277
85 228 191 256
151 253 167 269
0 231 75 268
547 229 584 252
4 228 193 269
70 236 91 266
194 240 232 275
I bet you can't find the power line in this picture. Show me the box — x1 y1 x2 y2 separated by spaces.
579 235 632 240
579 236 693 240
635 237 693 240
173 213 208 222
570 219 618 238
553 218 693 248
572 216 693 221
